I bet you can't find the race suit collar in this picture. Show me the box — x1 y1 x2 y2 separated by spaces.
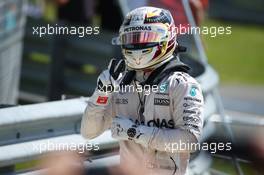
120 56 190 87
141 56 190 86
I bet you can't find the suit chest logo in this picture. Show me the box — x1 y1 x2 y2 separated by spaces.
115 98 128 104
135 119 175 129
154 98 170 106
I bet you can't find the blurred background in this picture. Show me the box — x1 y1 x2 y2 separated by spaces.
0 0 263 175
1 0 264 104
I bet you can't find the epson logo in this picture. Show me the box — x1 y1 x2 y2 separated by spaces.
124 26 151 32
154 98 170 106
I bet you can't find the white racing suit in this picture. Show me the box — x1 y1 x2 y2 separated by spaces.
81 60 204 175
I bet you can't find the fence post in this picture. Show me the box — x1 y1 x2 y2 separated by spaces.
48 34 66 101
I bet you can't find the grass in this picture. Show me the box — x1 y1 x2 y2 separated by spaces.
15 156 258 174
202 19 264 85
15 159 38 172
212 157 237 174
212 157 259 175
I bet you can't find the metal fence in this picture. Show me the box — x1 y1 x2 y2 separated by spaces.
20 17 121 103
0 98 261 174
0 0 27 104
0 98 118 174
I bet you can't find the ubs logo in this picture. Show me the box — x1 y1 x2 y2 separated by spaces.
115 98 128 104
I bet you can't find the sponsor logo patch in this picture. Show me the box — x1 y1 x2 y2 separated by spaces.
183 110 196 114
154 98 170 106
96 96 108 104
124 26 151 32
135 119 175 129
183 116 200 123
184 123 199 131
115 98 128 104
183 103 191 107
184 97 201 103
159 82 169 93
190 86 198 97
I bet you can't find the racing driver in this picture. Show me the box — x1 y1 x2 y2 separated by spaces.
81 6 204 175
